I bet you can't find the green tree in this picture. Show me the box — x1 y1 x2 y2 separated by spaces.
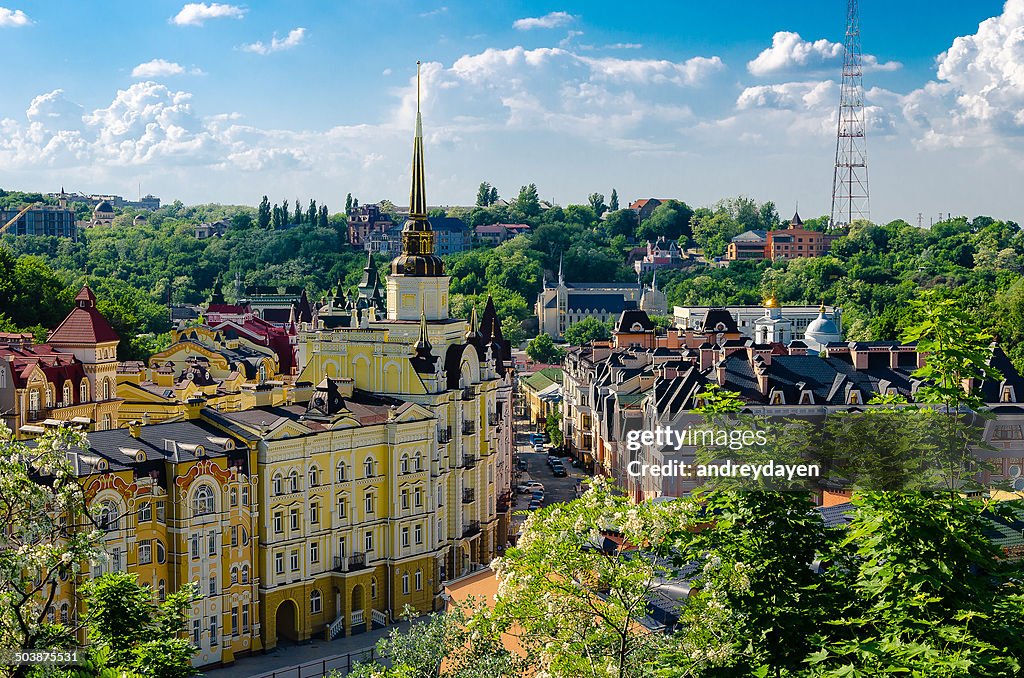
307 199 317 224
526 333 564 364
562 316 612 346
516 183 541 218
476 181 493 207
319 204 329 230
294 197 303 223
281 199 290 225
345 192 353 213
545 408 563 448
588 192 607 216
602 209 637 239
256 195 271 229
271 204 283 230
636 200 693 244
609 188 619 211
500 316 526 347
489 186 498 205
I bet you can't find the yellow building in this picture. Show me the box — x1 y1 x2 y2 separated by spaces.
53 419 263 668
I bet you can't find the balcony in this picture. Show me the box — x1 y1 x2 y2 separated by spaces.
437 427 452 444
488 412 499 426
26 408 52 423
462 488 475 504
461 387 475 401
462 521 480 538
462 421 476 435
332 552 367 573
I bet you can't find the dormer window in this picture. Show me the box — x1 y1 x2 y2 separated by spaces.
848 390 861 405
1001 386 1016 403
770 391 784 405
799 391 813 405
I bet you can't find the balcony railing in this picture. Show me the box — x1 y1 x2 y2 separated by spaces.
461 387 475 401
462 453 476 469
332 552 367 573
437 427 452 444
488 412 499 426
462 421 476 435
26 408 52 423
462 488 475 503
462 521 480 538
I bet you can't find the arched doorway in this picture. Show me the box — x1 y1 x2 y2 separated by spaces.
351 584 365 634
275 599 299 644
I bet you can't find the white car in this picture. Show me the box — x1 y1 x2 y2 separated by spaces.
533 443 545 452
516 481 544 493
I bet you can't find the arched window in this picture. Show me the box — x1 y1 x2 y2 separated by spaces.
400 454 409 474
289 470 299 493
158 580 166 601
63 382 72 405
336 461 347 482
231 566 238 585
241 564 249 584
29 390 40 412
193 485 215 516
230 488 238 507
45 387 53 408
240 527 249 545
363 456 374 478
415 453 422 472
98 501 119 531
310 589 322 614
103 379 111 400
0 367 6 388
258 364 267 383
370 577 377 599
80 381 89 403
60 603 69 623
156 540 166 564
308 465 319 487
272 474 283 496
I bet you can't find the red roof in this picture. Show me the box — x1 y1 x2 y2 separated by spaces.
48 285 119 344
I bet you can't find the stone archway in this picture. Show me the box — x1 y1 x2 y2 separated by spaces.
275 599 299 644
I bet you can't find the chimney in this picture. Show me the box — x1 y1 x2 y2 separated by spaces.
699 346 716 371
715 361 726 386
254 384 274 407
753 359 769 395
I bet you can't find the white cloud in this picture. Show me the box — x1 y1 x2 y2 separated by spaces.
513 11 573 30
419 6 448 18
607 43 643 50
748 31 901 76
0 6 30 27
171 2 246 26
241 27 306 55
131 59 203 78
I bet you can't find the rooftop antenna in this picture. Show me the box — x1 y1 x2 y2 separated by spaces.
830 0 869 229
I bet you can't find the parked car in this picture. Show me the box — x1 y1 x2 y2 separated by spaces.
516 481 544 493
529 433 545 443
528 500 542 510
533 443 545 452
552 467 567 477
531 491 544 500
517 459 528 471
547 453 560 465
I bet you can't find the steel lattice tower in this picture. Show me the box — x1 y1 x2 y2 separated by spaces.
830 0 869 228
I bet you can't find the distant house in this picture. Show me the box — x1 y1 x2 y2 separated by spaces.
726 212 838 262
347 203 395 247
727 230 768 261
628 198 662 222
428 216 469 255
195 219 229 239
634 237 687 274
474 223 530 246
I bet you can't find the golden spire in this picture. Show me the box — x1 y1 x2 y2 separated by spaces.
410 60 427 219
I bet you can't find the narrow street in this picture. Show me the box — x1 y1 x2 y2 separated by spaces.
509 422 589 538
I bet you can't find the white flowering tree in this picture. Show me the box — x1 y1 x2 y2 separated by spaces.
488 476 684 678
0 424 104 673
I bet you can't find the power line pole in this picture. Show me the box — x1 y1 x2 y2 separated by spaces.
830 0 869 229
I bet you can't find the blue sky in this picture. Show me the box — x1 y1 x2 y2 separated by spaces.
0 1 1020 223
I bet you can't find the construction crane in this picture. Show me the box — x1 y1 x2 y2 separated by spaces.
0 202 41 235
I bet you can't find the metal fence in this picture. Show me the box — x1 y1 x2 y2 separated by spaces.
247 647 379 678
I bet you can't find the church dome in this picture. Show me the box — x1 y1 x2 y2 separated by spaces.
804 308 841 345
95 200 113 214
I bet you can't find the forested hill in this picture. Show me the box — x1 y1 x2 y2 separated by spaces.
1 191 1023 372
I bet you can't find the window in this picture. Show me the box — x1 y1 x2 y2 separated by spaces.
63 382 72 405
401 489 409 510
415 453 422 472
231 526 238 547
103 379 111 400
60 603 69 624
290 508 299 531
274 511 283 534
415 569 423 591
241 486 249 506
156 501 165 523
230 488 238 507
290 550 299 572
80 381 88 403
364 492 374 515
111 547 121 571
848 390 861 405
310 589 322 614
337 461 347 482
98 501 119 531
231 606 239 636
338 536 347 557
138 541 152 565
414 524 423 545
337 496 347 519
137 501 151 523
158 580 166 601
191 534 200 559
414 487 422 508
364 457 375 478
258 364 267 383
210 617 218 646
29 389 39 412
371 577 377 599
156 540 166 564
275 552 284 574
310 501 320 525
308 466 319 487
272 474 283 496
230 566 238 585
402 573 410 595
310 541 319 564
401 526 410 547
400 454 409 474
192 619 201 647
365 531 373 552
242 605 250 634
193 485 215 516
209 575 217 596
240 527 249 545
241 564 249 584
289 470 299 493
437 487 443 507
46 387 53 408
208 530 216 555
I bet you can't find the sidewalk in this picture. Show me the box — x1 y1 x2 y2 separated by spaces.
202 622 410 678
